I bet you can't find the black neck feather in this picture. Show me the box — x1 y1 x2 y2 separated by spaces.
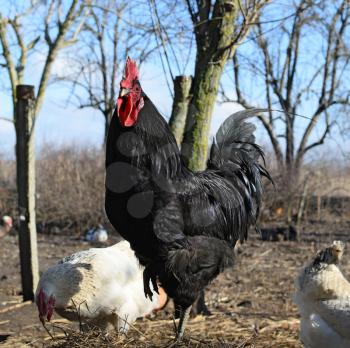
106 95 183 180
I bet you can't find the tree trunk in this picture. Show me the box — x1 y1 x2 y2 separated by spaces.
181 1 239 171
297 177 308 225
15 85 39 302
168 76 192 146
285 160 301 223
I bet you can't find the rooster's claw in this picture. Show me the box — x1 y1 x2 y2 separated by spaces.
143 265 159 300
143 267 154 300
151 273 159 294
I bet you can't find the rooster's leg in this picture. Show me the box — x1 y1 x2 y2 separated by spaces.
192 290 211 316
176 305 191 341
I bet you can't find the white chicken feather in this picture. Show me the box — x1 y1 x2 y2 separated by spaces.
294 241 350 348
35 240 166 332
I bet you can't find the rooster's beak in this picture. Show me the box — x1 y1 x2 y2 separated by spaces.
120 88 130 97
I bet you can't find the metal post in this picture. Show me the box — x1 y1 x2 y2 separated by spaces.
15 84 39 302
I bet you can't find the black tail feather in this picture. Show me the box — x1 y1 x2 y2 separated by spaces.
208 109 273 240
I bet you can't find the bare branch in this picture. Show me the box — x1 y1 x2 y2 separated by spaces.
231 54 284 167
0 15 18 113
35 0 89 115
185 0 199 26
8 18 26 82
27 35 40 50
44 0 55 46
0 116 14 123
60 0 157 143
148 0 174 96
302 114 334 154
296 0 350 166
224 0 350 181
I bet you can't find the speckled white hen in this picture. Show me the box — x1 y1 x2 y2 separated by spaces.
35 240 166 332
295 241 350 348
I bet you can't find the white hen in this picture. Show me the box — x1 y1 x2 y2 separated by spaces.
0 215 12 239
35 240 167 332
295 241 350 348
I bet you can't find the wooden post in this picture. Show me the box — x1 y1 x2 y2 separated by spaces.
15 85 39 302
168 76 192 146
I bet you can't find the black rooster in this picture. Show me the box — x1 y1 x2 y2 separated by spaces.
105 58 271 340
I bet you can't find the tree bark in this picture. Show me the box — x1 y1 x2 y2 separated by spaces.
297 177 308 225
181 0 239 171
168 76 192 146
15 85 39 301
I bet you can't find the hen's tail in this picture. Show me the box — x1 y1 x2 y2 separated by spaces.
208 108 272 231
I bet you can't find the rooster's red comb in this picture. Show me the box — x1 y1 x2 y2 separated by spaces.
123 57 139 82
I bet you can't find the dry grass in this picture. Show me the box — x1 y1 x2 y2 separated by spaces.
39 222 350 347
0 234 306 348
1 221 350 347
45 315 300 348
35 145 106 233
0 145 107 234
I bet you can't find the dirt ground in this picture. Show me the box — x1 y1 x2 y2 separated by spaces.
1 220 350 347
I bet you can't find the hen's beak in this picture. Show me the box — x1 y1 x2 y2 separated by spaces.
120 88 130 97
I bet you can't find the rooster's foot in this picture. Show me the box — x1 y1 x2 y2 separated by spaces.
143 265 159 300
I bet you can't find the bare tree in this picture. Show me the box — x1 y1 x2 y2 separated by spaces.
0 0 89 296
0 0 90 210
179 0 269 170
0 1 89 120
145 0 195 146
221 0 350 218
61 0 158 145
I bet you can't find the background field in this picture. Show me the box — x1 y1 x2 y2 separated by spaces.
1 220 350 347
